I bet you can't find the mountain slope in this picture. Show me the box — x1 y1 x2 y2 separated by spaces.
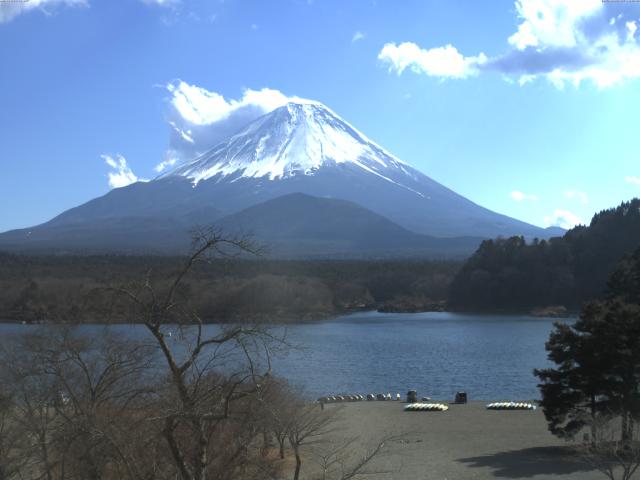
0 101 558 255
151 101 552 238
0 193 482 257
217 193 483 257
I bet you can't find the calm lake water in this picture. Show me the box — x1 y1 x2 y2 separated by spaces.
0 311 569 401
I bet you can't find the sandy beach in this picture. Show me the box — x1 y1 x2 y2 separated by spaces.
308 401 605 480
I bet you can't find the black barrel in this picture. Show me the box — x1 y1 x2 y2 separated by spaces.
407 390 417 403
455 391 468 404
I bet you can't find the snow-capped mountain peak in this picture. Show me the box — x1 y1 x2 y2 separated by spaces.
0 100 556 252
161 101 415 187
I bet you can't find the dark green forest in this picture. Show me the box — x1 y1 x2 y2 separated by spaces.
0 254 458 323
449 198 640 312
4 198 640 322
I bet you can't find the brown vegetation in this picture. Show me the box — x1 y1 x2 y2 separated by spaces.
0 230 393 480
0 251 459 323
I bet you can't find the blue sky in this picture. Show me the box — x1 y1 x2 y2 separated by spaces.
1 0 640 233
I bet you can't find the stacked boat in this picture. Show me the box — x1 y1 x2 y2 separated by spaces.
318 393 403 403
486 402 536 410
317 394 364 403
404 403 449 412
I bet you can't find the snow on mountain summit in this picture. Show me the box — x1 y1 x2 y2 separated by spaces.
161 101 418 190
0 101 556 248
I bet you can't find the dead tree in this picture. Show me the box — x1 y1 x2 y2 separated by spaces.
257 378 296 460
0 334 63 480
310 435 395 480
110 228 282 480
578 413 640 480
0 390 27 480
287 403 339 480
0 327 161 480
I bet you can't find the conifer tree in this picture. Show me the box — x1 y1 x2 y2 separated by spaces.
535 247 640 443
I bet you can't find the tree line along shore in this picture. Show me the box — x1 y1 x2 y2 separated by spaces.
1 198 639 324
0 254 457 324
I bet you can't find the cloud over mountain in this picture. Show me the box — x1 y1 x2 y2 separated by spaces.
161 80 310 167
102 154 145 189
544 209 582 229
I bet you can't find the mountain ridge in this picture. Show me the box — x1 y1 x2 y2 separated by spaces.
0 193 484 258
217 192 484 258
0 101 562 255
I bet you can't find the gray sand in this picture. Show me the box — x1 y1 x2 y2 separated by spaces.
309 401 607 480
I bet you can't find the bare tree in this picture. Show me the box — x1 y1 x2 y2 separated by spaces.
287 403 340 480
0 228 393 480
257 379 397 480
109 228 283 480
579 413 640 480
258 378 295 460
0 327 162 480
310 435 395 480
0 333 63 480
0 390 27 480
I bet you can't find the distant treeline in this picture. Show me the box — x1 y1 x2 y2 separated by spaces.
0 254 460 323
449 198 640 312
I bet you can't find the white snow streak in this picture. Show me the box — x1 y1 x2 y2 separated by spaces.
162 102 423 197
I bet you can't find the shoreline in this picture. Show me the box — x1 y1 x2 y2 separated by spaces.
0 307 577 325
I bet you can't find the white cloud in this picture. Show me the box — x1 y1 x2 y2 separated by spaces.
141 0 179 5
510 190 538 202
154 157 178 173
164 80 311 166
626 176 640 185
166 81 306 126
378 42 487 79
0 0 86 24
168 120 194 143
379 0 640 88
626 20 637 42
508 0 601 50
0 0 174 23
352 31 366 42
564 189 588 204
543 209 582 229
102 154 146 189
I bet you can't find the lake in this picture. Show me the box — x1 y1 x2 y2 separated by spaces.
272 311 568 401
0 311 569 401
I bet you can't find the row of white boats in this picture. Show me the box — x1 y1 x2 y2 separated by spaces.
404 403 449 412
318 393 404 403
403 401 536 412
485 402 537 410
317 394 537 412
404 402 537 412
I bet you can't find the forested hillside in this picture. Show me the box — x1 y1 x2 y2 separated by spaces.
449 199 640 312
0 254 459 323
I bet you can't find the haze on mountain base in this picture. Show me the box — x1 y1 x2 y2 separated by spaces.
0 101 563 257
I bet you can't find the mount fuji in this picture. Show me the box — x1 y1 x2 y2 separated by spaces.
0 101 560 256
